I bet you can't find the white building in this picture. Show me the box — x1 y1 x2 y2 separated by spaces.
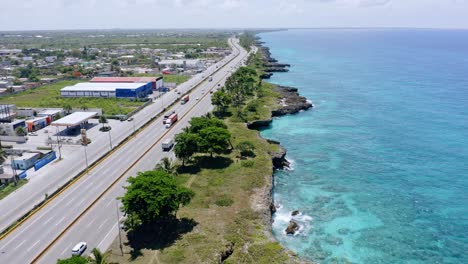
157 59 205 69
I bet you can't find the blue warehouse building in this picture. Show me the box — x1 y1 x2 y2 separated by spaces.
60 82 153 98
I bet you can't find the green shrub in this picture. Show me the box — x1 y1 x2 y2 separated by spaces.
241 160 254 167
215 195 234 207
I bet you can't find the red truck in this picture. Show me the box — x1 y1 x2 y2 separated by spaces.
181 95 189 105
165 113 178 128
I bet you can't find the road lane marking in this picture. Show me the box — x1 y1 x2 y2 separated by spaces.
43 217 54 226
60 244 72 255
55 217 65 227
97 222 118 249
98 220 108 230
13 240 26 250
30 41 246 263
85 218 96 229
28 240 41 252
105 199 114 208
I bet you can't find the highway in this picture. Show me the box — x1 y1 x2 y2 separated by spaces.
0 38 249 263
0 38 241 235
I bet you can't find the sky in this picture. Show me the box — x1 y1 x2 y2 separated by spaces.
1 0 468 30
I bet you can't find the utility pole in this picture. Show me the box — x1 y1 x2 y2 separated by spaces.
10 155 18 186
108 128 113 150
116 200 124 256
55 126 62 160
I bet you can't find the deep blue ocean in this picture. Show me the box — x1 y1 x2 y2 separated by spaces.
259 29 468 264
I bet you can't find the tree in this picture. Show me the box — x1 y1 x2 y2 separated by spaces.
81 104 89 111
0 148 6 164
174 132 199 166
88 248 108 264
188 116 226 134
155 157 177 175
198 126 231 157
99 116 108 130
15 126 27 136
120 170 194 227
237 140 256 158
63 104 72 114
211 90 232 114
56 255 87 264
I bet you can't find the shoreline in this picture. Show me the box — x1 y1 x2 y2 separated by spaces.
249 36 313 261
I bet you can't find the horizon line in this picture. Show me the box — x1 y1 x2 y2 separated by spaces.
1 26 468 33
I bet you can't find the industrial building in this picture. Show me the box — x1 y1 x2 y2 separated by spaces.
60 82 152 98
157 59 205 69
90 76 163 90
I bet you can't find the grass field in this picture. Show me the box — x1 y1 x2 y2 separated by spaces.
0 180 28 201
0 80 148 115
106 80 300 263
132 73 191 85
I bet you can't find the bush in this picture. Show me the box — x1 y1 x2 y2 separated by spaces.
241 160 254 168
215 195 234 207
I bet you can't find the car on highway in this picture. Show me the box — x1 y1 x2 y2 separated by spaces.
71 242 87 256
127 117 134 122
196 97 200 100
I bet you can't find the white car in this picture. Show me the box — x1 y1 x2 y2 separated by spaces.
71 242 87 256
196 97 200 101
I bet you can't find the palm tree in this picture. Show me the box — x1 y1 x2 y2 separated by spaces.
15 126 27 136
63 104 72 114
0 148 6 165
88 248 108 264
155 157 178 175
99 116 108 130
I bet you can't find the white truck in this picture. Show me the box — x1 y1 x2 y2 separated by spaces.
162 138 174 151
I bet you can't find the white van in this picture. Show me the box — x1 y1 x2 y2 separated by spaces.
71 242 87 256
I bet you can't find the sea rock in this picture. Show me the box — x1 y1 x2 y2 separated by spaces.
292 210 300 216
285 220 300 235
270 202 277 214
271 145 290 170
247 119 272 129
272 85 313 116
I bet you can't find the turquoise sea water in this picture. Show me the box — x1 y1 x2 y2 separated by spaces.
259 29 468 264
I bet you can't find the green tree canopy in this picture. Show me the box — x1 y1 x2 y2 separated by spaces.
237 140 256 158
211 90 232 114
120 170 194 227
188 116 227 134
198 126 231 157
174 132 200 166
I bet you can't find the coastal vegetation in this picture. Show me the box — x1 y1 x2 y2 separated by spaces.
106 48 304 263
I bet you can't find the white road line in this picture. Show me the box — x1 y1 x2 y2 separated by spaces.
61 243 72 255
13 240 26 250
55 216 66 226
27 240 41 252
105 199 114 208
85 218 96 229
97 222 118 249
64 197 75 207
43 216 54 226
98 219 108 230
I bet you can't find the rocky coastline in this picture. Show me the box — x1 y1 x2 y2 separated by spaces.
248 39 314 262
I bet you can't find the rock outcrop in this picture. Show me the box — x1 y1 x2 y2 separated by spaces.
247 119 272 129
285 220 300 235
272 85 313 116
271 145 290 170
292 210 300 216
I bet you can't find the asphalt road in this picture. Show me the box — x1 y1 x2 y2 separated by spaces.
0 38 249 263
0 37 242 234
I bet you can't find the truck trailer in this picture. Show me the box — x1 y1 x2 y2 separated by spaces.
181 95 189 105
165 113 178 128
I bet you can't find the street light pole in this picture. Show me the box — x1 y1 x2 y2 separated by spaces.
116 200 124 256
108 128 113 150
83 145 88 169
55 126 62 159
